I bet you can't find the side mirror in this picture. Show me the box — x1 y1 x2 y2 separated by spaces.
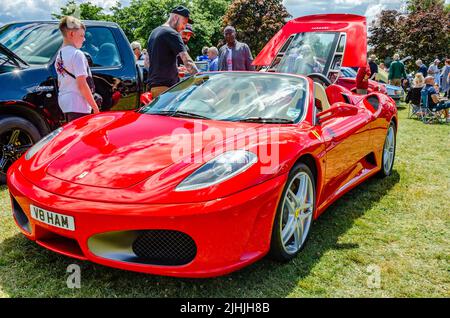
317 103 359 124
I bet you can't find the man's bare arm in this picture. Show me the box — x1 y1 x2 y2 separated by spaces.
179 51 199 75
431 94 441 104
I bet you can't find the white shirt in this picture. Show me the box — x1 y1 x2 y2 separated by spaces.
55 45 92 114
226 47 233 71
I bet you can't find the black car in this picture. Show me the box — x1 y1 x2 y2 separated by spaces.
0 20 144 183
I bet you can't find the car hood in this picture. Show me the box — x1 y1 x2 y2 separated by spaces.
38 111 264 189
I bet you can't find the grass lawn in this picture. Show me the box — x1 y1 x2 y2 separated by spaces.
0 106 448 298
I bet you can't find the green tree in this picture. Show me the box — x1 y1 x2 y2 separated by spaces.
406 0 446 12
368 10 407 66
190 0 232 54
401 4 449 66
109 0 231 57
222 0 291 55
52 1 109 20
51 0 232 57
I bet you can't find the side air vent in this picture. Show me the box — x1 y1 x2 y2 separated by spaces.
11 195 31 233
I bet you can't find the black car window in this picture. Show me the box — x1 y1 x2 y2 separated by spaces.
82 27 121 67
0 23 62 65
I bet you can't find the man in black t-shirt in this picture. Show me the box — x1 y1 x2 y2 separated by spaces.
147 6 198 98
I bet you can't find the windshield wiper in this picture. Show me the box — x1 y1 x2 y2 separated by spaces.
149 110 211 120
0 43 29 67
235 117 294 123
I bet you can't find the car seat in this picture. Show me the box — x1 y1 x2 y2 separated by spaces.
314 82 331 112
405 87 423 119
95 43 120 67
420 89 447 124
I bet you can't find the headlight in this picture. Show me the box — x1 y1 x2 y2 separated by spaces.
25 127 63 160
175 150 258 191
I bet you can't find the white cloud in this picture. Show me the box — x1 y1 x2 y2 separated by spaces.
0 0 127 24
364 3 386 26
283 0 404 20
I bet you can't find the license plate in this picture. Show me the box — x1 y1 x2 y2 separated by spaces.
30 205 75 231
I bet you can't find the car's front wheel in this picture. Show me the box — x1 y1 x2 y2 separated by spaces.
269 163 316 262
0 116 41 184
378 121 396 178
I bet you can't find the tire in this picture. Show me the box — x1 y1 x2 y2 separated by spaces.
0 116 41 184
377 121 396 178
269 162 316 262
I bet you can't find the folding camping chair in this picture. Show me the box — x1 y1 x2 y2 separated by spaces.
405 87 423 119
420 90 447 124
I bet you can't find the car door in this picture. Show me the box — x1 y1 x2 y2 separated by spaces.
81 26 141 112
319 105 373 201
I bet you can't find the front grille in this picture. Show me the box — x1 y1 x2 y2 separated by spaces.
11 195 31 233
132 230 197 266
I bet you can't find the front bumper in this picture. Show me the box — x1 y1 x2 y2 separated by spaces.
7 168 286 278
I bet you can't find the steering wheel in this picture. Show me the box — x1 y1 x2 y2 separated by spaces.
307 73 332 87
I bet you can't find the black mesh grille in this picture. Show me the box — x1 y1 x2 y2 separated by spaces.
132 230 197 266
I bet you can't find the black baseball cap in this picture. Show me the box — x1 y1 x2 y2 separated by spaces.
171 5 194 24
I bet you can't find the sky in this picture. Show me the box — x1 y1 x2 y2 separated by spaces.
0 0 448 25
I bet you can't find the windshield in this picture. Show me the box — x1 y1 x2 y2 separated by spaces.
270 32 338 76
0 23 62 65
140 72 308 123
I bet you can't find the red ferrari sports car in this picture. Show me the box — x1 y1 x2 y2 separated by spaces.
7 14 397 277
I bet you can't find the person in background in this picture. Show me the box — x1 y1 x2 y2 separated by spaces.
356 64 371 95
434 83 440 93
131 41 142 61
428 59 441 86
440 58 450 98
368 54 378 80
218 26 254 71
55 16 99 122
421 76 450 121
376 62 389 83
294 44 322 74
196 47 209 61
142 49 150 68
181 24 194 48
147 5 198 99
412 72 425 88
388 54 407 87
177 23 194 66
416 59 428 78
406 72 425 106
208 46 219 71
